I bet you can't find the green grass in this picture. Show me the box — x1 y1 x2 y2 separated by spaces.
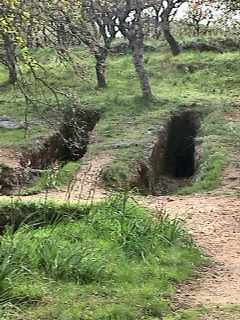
0 200 90 230
21 161 81 195
169 305 240 320
0 194 203 319
180 148 227 194
0 37 239 193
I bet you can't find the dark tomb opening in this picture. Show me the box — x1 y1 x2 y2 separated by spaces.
165 111 199 178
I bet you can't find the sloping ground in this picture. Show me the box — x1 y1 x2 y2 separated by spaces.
0 154 111 202
1 48 240 190
0 151 239 320
199 307 240 320
0 107 239 315
143 195 240 306
0 148 20 168
0 148 28 194
217 154 240 195
64 154 111 201
1 150 239 309
141 145 240 311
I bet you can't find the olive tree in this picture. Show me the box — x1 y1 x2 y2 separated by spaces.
116 0 153 99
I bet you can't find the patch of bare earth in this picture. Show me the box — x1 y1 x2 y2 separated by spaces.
10 154 112 202
66 154 111 201
141 195 240 308
201 308 240 320
0 144 240 313
0 148 20 168
215 153 240 196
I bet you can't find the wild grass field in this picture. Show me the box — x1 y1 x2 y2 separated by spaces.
0 195 203 320
0 38 239 193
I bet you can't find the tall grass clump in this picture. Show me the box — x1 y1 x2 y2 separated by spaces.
0 195 203 319
88 194 190 258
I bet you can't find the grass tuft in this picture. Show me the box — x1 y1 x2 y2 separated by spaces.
0 194 203 319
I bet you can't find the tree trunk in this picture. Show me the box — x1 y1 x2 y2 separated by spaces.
162 23 181 56
154 8 161 40
131 40 153 100
27 16 34 48
95 47 108 89
128 8 153 100
57 23 67 47
3 34 17 84
119 6 153 100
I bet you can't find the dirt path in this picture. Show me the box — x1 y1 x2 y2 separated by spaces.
142 195 240 307
3 154 112 203
65 154 111 201
20 151 239 307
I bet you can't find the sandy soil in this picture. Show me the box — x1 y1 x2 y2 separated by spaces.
142 195 240 307
0 154 112 203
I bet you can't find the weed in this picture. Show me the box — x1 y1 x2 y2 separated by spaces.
22 161 81 195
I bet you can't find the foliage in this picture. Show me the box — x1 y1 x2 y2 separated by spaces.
0 200 90 231
0 15 239 200
0 41 239 193
21 161 81 195
180 147 227 194
0 194 203 319
101 160 131 189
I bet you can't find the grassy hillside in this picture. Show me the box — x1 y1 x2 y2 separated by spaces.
0 39 239 193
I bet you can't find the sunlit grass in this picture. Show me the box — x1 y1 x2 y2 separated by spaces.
0 39 239 193
0 195 203 319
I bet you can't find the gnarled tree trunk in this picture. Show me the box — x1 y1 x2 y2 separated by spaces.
3 34 17 84
154 8 161 40
128 9 153 100
130 39 153 100
162 22 181 56
27 16 34 48
95 47 108 89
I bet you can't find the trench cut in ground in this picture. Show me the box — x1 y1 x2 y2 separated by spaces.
165 111 199 179
0 108 101 195
149 110 200 194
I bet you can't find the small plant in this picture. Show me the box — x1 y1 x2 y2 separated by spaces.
21 161 81 195
0 257 14 303
101 161 131 189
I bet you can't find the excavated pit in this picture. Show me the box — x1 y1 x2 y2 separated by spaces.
21 108 100 170
165 111 198 178
149 110 201 194
0 108 100 195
